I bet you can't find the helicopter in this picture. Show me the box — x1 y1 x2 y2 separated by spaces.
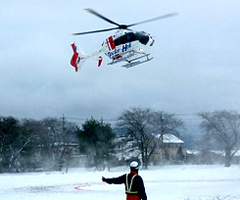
70 9 178 72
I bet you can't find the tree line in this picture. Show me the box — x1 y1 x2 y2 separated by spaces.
1 107 240 173
0 117 78 173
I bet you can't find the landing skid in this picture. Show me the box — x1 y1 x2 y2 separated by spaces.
107 51 135 65
107 51 153 68
122 54 153 68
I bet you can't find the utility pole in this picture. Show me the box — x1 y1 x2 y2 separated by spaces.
62 114 66 135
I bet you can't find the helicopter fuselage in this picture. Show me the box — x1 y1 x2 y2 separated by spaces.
70 8 177 71
102 31 155 62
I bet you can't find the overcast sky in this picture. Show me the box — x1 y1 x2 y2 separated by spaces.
1 0 240 129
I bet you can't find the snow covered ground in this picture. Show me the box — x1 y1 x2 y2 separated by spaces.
0 165 240 200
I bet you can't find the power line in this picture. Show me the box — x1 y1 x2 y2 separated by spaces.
64 116 118 123
63 112 202 123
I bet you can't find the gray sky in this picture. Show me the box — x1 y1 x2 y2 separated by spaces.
1 0 240 127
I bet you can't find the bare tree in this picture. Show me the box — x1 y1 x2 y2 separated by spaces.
0 116 78 173
117 107 154 168
198 110 240 167
118 107 184 168
38 117 77 171
151 111 185 138
0 116 25 172
117 107 184 168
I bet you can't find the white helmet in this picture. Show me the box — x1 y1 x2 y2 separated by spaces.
130 161 139 169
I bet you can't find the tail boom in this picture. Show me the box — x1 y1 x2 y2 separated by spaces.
70 43 103 72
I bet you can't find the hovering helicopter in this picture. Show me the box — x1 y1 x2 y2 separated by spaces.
70 9 178 72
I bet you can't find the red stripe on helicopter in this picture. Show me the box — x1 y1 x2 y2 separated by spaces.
115 54 122 59
108 36 115 50
106 39 111 51
106 36 115 51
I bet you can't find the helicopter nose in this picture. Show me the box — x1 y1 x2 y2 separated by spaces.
149 36 155 46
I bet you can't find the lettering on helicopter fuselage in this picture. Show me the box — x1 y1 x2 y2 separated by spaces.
108 48 120 58
122 43 131 52
107 43 131 58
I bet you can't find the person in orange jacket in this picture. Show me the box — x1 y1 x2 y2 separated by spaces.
102 161 147 200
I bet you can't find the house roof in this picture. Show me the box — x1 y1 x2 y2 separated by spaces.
115 133 184 144
158 133 184 144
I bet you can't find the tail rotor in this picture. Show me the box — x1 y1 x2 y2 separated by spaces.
70 43 86 72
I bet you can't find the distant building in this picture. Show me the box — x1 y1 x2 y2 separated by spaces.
113 133 186 165
151 134 185 165
185 149 240 165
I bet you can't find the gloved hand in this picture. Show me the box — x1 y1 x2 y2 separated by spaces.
102 176 106 182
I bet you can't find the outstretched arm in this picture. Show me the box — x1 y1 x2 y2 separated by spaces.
102 174 126 184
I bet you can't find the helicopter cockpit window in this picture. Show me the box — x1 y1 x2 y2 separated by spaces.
114 32 137 46
114 32 149 46
135 32 149 45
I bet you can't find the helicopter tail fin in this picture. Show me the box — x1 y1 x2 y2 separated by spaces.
70 43 86 72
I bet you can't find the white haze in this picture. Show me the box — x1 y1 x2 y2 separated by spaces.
1 165 240 200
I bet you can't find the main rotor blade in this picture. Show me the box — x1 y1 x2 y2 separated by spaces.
127 12 178 28
85 8 121 27
72 27 119 35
